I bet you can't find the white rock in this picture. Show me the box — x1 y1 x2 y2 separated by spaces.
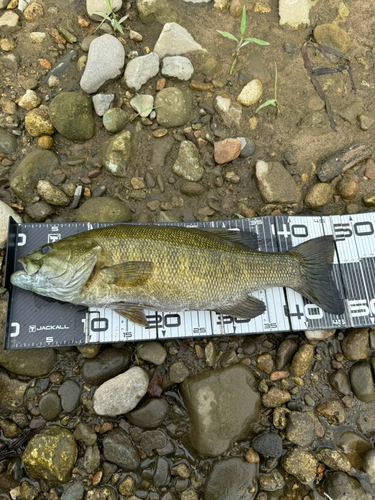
279 0 313 29
80 34 125 94
92 93 115 116
130 94 154 117
161 56 194 81
124 52 159 91
86 0 122 21
18 90 41 110
93 366 149 416
17 0 29 11
48 75 61 88
237 79 263 106
0 201 22 249
305 329 336 343
0 11 19 29
154 23 205 59
30 32 46 43
129 30 142 42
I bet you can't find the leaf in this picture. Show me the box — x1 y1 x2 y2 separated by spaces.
240 6 246 38
105 0 113 13
233 213 245 219
256 100 276 113
216 30 238 42
243 37 269 45
229 57 237 75
114 21 124 34
119 14 129 23
94 11 111 21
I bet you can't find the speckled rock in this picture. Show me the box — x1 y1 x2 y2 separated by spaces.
262 387 291 408
252 432 283 458
99 130 138 177
237 79 263 106
282 446 317 482
305 183 333 208
316 398 345 425
204 458 258 500
75 198 131 223
169 360 190 383
314 24 350 54
256 160 301 203
279 0 312 28
341 328 368 360
37 180 70 206
161 56 194 80
316 448 352 472
155 87 192 127
25 106 55 137
49 93 95 141
22 426 78 484
286 412 315 446
0 128 17 157
322 472 365 500
181 365 260 457
289 344 314 376
124 52 159 91
103 108 128 133
172 140 204 182
18 89 40 110
10 149 60 203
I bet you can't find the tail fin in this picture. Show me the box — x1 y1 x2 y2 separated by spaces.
289 235 345 315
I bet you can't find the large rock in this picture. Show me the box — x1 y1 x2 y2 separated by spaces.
99 130 138 177
0 201 22 249
172 140 204 182
80 35 125 93
75 198 131 223
0 128 17 156
282 446 317 482
155 87 192 127
102 428 140 470
123 52 159 91
322 472 366 500
181 365 261 457
136 0 180 25
49 93 95 141
204 458 258 500
22 426 78 484
93 366 149 416
154 23 205 59
256 160 302 203
81 348 130 385
10 149 60 203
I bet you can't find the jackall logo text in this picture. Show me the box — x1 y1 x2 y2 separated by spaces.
29 324 70 333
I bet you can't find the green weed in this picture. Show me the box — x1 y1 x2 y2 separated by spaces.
256 63 280 114
94 0 128 35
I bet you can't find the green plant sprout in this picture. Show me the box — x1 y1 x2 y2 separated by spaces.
94 0 128 35
256 63 280 114
216 6 269 75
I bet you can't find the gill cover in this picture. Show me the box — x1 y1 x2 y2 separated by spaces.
10 238 102 303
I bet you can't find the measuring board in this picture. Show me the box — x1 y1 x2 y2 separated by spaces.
3 214 375 349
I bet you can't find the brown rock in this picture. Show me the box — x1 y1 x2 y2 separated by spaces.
358 114 374 131
316 398 345 425
245 447 260 463
341 328 368 361
364 159 375 180
152 129 168 138
156 78 166 91
214 138 242 164
24 3 44 21
38 136 53 149
256 353 274 374
262 387 291 408
289 344 314 376
180 181 205 196
270 370 289 381
336 178 359 200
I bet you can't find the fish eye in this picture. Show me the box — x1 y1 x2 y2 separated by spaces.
41 246 51 255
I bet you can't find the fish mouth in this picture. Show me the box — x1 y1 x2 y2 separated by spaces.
19 257 41 277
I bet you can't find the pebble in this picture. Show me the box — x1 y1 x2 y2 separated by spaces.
130 94 154 118
18 89 41 110
256 353 274 374
252 432 283 458
103 108 128 133
315 448 351 472
213 138 241 164
262 387 291 408
38 136 53 149
215 95 242 128
23 3 44 21
305 329 336 342
124 52 160 91
256 160 302 203
358 114 374 131
364 159 375 180
100 130 138 177
93 366 149 416
289 344 313 376
349 360 375 403
237 79 263 107
80 34 125 94
172 141 204 182
58 380 81 412
102 428 140 470
363 192 375 207
81 348 130 385
204 457 257 500
25 106 55 137
237 136 256 157
169 360 190 383
341 328 368 360
304 183 333 208
73 422 97 445
328 369 351 395
245 447 260 463
30 32 46 44
153 23 205 59
278 0 312 28
137 341 167 365
313 23 350 54
49 92 95 141
180 181 205 196
316 398 345 425
155 87 192 128
161 56 194 80
0 38 15 51
336 178 358 200
0 10 19 29
285 411 315 446
126 398 169 429
282 446 317 482
92 94 115 116
37 180 70 206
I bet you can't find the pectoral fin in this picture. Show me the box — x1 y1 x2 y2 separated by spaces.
217 295 266 319
102 261 153 287
115 308 149 327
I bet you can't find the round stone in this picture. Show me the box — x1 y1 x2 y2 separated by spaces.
314 24 350 54
349 360 375 403
137 341 167 365
25 106 55 137
285 412 315 447
37 180 70 206
336 178 358 200
289 344 313 376
49 92 95 141
252 432 282 458
214 138 242 164
282 446 317 482
126 398 169 429
305 183 333 208
237 79 263 106
103 108 128 133
38 136 53 149
81 348 130 385
24 3 44 21
155 87 192 128
74 198 132 223
39 392 62 421
0 128 17 157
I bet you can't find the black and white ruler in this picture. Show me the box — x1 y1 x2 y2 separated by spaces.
3 214 375 349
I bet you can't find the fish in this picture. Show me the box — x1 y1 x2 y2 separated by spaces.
10 224 345 327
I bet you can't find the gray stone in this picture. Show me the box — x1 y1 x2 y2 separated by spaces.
285 412 315 447
58 380 81 412
99 130 138 177
81 35 125 93
102 428 140 470
73 423 97 445
204 458 258 500
181 365 260 457
172 141 204 182
81 348 130 385
139 429 167 455
0 201 22 249
92 94 115 116
151 135 174 168
22 426 77 484
124 52 159 91
81 34 99 52
315 448 351 473
130 94 154 117
25 201 54 222
49 92 95 141
169 360 190 383
328 369 351 395
136 0 180 25
154 23 205 59
154 456 170 487
276 338 298 369
363 448 375 479
103 108 128 133
137 341 167 365
161 56 194 81
86 0 122 21
126 398 169 428
0 129 17 156
252 432 282 458
350 361 375 403
279 0 312 29
322 472 365 500
305 183 333 209
39 392 62 421
180 181 205 196
215 95 242 128
341 329 368 360
37 180 70 207
75 198 132 223
282 446 317 482
256 160 302 203
93 366 149 416
155 87 192 127
0 11 19 31
61 482 85 500
237 137 256 157
83 443 100 474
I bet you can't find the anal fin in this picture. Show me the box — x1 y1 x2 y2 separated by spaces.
115 308 149 327
217 295 266 319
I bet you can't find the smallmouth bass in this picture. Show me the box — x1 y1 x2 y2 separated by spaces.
10 224 345 326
